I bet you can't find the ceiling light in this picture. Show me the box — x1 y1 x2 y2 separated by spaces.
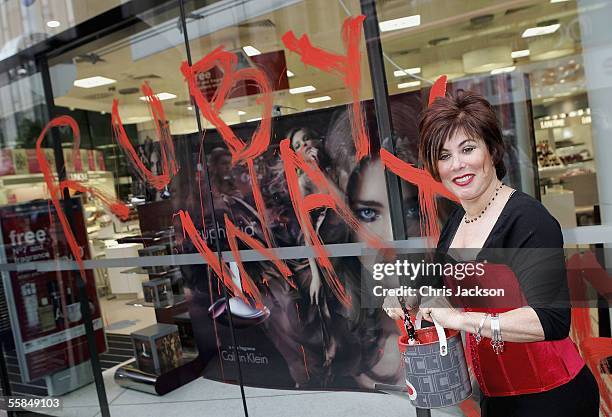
139 92 177 101
522 24 560 38
393 67 421 77
286 70 295 77
511 49 530 58
289 85 316 94
46 20 60 28
379 15 421 32
463 46 512 73
242 46 261 56
187 106 193 110
306 96 331 103
73 76 116 88
237 110 246 116
398 81 421 89
491 66 516 74
551 0 570 3
247 117 262 122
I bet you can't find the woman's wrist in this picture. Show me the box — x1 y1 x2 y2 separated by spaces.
457 311 478 333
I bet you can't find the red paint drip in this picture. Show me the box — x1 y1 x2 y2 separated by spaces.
111 82 177 190
282 16 369 161
280 139 386 307
180 47 273 164
299 344 310 380
380 148 458 238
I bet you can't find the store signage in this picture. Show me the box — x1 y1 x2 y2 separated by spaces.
0 199 105 382
197 50 289 101
539 119 565 129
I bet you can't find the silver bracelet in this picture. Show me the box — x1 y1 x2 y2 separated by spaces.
474 313 489 345
490 313 504 354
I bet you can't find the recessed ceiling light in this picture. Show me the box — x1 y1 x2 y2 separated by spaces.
237 110 246 116
522 24 560 38
379 15 421 32
491 66 516 74
511 49 530 58
393 67 421 77
550 0 569 3
306 96 331 103
139 92 177 101
242 46 261 56
247 117 262 122
398 81 421 89
286 70 295 77
187 106 193 110
289 85 316 94
73 76 116 88
46 20 60 28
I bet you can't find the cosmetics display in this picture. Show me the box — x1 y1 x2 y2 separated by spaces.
138 245 168 274
536 142 563 168
142 278 174 308
131 323 183 374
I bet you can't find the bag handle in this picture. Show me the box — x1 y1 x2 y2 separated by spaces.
415 311 448 356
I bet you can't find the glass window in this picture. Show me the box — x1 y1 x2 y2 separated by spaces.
377 0 604 231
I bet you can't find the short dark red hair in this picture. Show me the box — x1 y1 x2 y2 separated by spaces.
418 90 506 181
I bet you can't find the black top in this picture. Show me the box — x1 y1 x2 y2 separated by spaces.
436 190 571 341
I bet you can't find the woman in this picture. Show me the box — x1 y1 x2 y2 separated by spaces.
387 91 599 416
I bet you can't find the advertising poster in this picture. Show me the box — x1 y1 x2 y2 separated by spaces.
0 198 105 382
165 78 532 390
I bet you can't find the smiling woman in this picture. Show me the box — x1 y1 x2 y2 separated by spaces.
386 91 601 417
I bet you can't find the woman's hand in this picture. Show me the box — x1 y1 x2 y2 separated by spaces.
419 297 464 330
382 294 419 320
308 257 322 305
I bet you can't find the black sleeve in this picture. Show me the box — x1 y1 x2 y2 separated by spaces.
503 202 571 341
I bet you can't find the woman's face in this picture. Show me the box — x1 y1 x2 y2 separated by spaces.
291 130 318 163
436 130 497 202
350 160 393 241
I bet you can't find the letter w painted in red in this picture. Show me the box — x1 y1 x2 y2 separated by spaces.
282 16 369 161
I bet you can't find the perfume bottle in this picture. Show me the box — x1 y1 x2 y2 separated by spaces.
38 298 55 332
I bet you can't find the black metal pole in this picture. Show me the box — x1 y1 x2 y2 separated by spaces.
358 1 430 416
177 2 250 417
358 0 406 241
39 57 111 417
